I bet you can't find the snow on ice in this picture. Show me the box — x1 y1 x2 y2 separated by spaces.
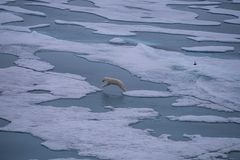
123 90 172 97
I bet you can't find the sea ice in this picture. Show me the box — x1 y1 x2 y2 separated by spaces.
0 66 99 99
30 0 70 3
0 1 240 158
0 29 240 111
182 46 234 53
190 5 240 24
167 115 240 124
0 24 49 32
171 96 234 111
109 37 126 44
0 0 15 5
233 0 240 3
79 43 240 111
0 104 240 160
15 59 54 71
0 12 23 24
55 20 240 43
0 23 50 33
123 90 172 97
104 106 115 110
28 0 220 25
0 5 46 17
0 45 40 59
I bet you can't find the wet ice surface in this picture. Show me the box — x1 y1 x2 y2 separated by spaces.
1 0 240 160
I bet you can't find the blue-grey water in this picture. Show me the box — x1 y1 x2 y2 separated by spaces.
0 53 17 68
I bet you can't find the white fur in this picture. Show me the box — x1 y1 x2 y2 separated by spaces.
102 77 127 92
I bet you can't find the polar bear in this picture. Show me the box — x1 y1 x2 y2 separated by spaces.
102 77 127 92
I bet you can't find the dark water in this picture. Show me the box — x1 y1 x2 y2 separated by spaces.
28 89 51 94
0 53 17 68
68 0 97 7
0 118 10 127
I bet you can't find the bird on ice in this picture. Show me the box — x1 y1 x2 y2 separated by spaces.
102 77 127 92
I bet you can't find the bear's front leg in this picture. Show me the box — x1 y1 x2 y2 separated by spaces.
102 82 110 88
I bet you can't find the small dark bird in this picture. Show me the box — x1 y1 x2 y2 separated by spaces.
194 61 197 65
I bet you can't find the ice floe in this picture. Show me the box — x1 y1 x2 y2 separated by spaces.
15 59 54 71
31 0 70 3
190 5 240 24
123 90 172 97
171 96 235 112
182 46 234 53
167 115 240 124
109 37 126 44
232 0 240 3
28 0 220 25
0 24 50 32
0 29 240 111
55 20 240 43
0 66 99 99
0 5 46 16
0 45 40 59
104 106 115 110
0 104 240 160
0 12 23 24
0 0 15 5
